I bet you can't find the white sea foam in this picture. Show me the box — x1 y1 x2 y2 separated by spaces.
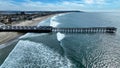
0 40 73 68
50 20 60 27
58 13 66 17
57 32 65 41
50 13 69 27
19 33 48 39
50 14 66 41
50 15 60 27
38 18 51 26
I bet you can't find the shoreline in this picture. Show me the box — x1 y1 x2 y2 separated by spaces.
0 14 55 45
0 14 58 65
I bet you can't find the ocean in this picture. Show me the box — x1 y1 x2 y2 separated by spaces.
0 12 120 68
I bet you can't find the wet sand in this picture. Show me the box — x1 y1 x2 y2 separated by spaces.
0 15 54 45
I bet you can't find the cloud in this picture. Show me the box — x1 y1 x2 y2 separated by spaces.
0 0 120 11
84 0 106 4
0 0 20 10
95 0 106 4
85 0 94 4
0 0 85 11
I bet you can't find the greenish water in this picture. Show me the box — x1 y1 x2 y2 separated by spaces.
0 12 120 68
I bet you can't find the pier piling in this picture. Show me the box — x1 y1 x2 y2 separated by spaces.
0 26 117 33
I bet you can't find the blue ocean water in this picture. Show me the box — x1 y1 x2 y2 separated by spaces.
0 12 120 68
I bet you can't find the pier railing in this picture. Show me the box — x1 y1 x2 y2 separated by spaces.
53 27 117 33
0 26 117 33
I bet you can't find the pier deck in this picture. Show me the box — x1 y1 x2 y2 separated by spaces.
0 26 117 33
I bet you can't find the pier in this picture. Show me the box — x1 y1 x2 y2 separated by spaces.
0 26 117 33
53 27 117 33
0 26 52 33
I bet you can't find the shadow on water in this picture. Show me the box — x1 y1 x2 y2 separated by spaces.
0 40 19 65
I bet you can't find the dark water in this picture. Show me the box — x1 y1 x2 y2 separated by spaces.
0 12 120 68
54 12 120 68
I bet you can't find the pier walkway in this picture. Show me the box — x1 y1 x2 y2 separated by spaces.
0 26 117 33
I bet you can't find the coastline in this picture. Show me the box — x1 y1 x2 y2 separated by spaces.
0 14 55 45
0 14 59 65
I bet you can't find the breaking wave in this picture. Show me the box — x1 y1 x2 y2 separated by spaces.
50 14 67 41
50 15 60 27
57 32 65 41
0 40 73 68
50 13 67 27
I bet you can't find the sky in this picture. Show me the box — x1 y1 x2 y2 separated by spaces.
0 0 120 12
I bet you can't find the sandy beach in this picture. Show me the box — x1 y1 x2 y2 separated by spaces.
0 15 54 45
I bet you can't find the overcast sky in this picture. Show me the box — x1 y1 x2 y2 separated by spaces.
0 0 120 12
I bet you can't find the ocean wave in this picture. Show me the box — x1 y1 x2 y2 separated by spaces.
50 15 60 27
37 13 67 27
50 13 67 27
0 40 73 68
38 18 51 26
58 13 67 17
19 33 48 39
50 14 67 41
57 32 65 41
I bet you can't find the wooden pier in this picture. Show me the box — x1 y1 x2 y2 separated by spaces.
0 26 117 33
0 26 52 33
53 27 117 33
